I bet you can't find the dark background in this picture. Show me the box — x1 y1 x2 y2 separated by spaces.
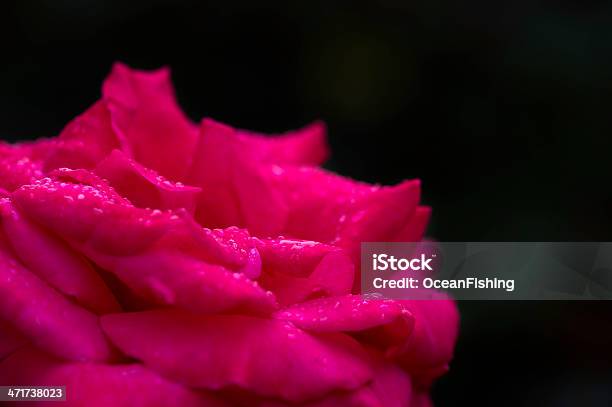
1 1 612 405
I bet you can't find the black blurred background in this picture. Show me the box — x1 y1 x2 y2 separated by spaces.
1 1 612 405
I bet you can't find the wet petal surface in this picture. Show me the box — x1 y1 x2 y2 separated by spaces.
102 309 373 402
0 241 115 362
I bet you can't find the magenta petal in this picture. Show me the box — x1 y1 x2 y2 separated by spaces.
271 166 421 245
271 296 457 390
13 177 165 255
250 352 413 407
191 118 328 171
364 357 413 407
102 63 199 180
0 319 24 360
273 295 415 357
188 118 290 234
87 250 275 314
301 353 413 407
232 156 288 236
0 154 43 192
410 393 434 407
273 295 412 333
0 198 120 314
168 222 262 280
101 309 373 402
50 167 132 206
0 140 27 156
43 101 121 172
188 119 244 228
187 118 329 234
95 149 201 213
259 246 355 306
234 120 329 166
0 347 224 407
13 176 274 314
0 243 115 362
247 388 380 407
396 299 459 388
392 206 431 242
255 238 342 278
334 180 421 248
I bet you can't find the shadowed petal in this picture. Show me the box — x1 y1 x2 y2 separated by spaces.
0 241 116 362
395 299 459 388
233 350 412 407
0 318 24 360
0 198 120 314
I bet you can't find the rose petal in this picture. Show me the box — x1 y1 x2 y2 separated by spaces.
13 177 164 255
395 299 459 388
187 119 242 227
392 206 431 242
188 118 288 233
13 175 274 314
187 118 328 234
95 149 201 213
0 154 43 191
102 62 199 180
0 140 26 156
236 351 412 407
0 197 120 314
101 309 373 402
274 295 414 356
410 393 433 407
0 318 24 360
0 240 115 362
11 174 170 249
273 295 412 334
0 347 224 407
190 118 328 172
232 156 288 236
43 101 121 172
275 296 458 389
259 249 355 306
167 221 261 280
363 357 413 407
190 142 423 242
88 250 275 314
50 167 132 205
271 166 420 245
235 120 329 166
255 238 340 278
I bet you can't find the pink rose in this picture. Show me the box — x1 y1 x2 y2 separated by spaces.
0 63 459 406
